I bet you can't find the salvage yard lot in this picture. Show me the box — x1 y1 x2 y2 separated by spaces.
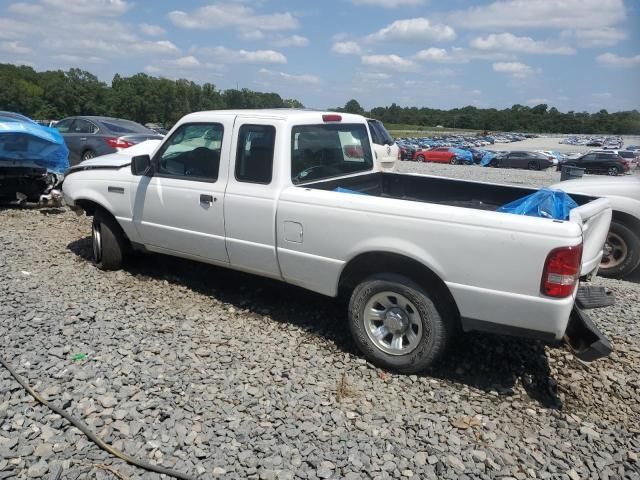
1 168 639 478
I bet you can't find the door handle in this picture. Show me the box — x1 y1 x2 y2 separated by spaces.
200 194 214 205
80 137 87 141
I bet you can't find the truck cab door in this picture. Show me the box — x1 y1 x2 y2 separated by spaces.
131 121 231 264
223 120 281 278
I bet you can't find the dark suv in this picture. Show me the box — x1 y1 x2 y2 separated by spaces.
558 152 629 175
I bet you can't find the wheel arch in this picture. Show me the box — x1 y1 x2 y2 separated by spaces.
338 251 460 324
612 210 640 236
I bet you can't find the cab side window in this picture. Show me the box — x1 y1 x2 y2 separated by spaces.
235 125 275 184
155 123 223 182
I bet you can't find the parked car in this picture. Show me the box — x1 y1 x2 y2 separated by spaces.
493 151 553 170
62 110 613 372
0 111 68 203
366 118 398 171
414 147 457 164
558 152 629 176
551 175 640 279
54 116 163 165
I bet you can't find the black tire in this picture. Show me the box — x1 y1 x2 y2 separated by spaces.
92 209 125 270
348 273 452 373
489 159 499 168
607 166 620 176
416 155 425 162
450 157 458 165
599 220 640 279
527 161 539 170
82 149 96 161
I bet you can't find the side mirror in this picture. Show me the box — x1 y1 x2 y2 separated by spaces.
131 154 152 176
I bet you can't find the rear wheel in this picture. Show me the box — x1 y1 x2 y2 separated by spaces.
599 220 640 278
450 157 458 165
607 166 620 176
81 149 96 161
92 209 125 270
416 155 425 162
527 161 539 170
348 273 452 373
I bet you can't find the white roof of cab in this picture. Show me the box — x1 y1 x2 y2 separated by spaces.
180 109 367 124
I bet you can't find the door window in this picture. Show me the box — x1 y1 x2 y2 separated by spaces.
72 119 98 134
154 123 223 182
54 119 74 133
235 125 275 184
580 154 597 162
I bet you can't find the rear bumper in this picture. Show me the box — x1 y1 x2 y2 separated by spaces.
563 306 612 362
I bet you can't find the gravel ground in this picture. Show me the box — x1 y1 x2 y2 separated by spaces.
1 190 639 479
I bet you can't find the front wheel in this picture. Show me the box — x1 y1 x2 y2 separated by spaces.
450 157 458 165
348 274 452 373
527 161 539 170
599 220 640 278
416 155 425 163
92 210 126 270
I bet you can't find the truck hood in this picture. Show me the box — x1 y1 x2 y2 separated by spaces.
551 175 640 203
67 139 161 172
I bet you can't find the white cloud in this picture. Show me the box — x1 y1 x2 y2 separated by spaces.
169 3 298 31
596 52 640 68
414 48 454 62
8 3 44 15
198 46 287 64
171 56 201 68
493 62 538 78
140 23 166 36
366 18 456 43
51 54 106 64
130 40 179 55
449 0 625 30
527 98 550 104
270 35 309 48
470 33 575 55
41 0 131 17
332 41 362 55
361 54 418 71
0 40 32 55
591 92 612 99
241 31 266 41
0 17 31 39
352 0 425 7
259 68 320 85
562 28 627 47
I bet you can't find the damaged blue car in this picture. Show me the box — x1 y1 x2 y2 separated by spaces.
0 111 69 203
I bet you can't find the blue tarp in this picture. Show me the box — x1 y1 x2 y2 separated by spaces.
497 188 578 220
480 151 497 167
334 187 368 195
0 115 69 174
449 148 473 164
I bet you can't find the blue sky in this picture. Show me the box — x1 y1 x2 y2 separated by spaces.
1 0 639 112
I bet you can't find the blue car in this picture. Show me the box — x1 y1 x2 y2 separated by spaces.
0 111 69 202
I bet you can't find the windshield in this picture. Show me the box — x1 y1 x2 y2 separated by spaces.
368 120 394 146
291 123 374 184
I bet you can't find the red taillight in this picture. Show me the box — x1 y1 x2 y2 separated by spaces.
322 114 342 122
541 245 582 298
105 137 134 149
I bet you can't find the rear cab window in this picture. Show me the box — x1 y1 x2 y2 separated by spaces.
291 123 373 184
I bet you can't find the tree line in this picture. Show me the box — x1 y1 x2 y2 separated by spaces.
1 63 638 134
0 63 302 127
336 99 640 135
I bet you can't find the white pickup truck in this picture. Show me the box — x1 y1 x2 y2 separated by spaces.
62 110 613 373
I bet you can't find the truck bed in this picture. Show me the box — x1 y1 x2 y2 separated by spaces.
305 172 594 211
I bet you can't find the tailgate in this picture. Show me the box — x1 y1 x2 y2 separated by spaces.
569 198 612 276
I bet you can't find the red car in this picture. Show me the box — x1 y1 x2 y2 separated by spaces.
413 147 457 164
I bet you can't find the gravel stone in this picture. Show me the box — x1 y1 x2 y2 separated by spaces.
1 165 639 480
